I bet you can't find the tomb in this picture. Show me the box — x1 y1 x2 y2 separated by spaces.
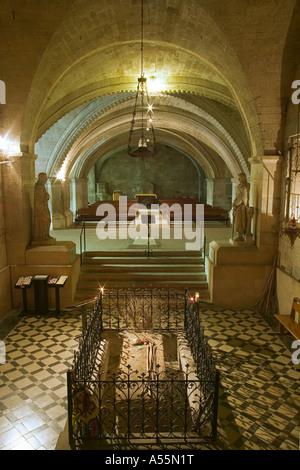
67 288 219 449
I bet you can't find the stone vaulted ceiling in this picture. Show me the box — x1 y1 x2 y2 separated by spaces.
1 0 300 180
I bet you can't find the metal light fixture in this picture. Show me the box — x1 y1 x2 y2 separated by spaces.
128 0 157 158
281 103 300 248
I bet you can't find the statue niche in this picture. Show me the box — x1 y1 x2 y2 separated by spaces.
32 173 55 245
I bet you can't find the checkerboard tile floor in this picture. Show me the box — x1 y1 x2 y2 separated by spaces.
200 307 300 450
0 307 299 450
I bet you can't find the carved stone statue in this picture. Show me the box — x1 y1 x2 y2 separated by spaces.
33 173 53 242
232 172 250 241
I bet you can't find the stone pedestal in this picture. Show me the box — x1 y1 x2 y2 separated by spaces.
206 240 273 307
11 241 80 312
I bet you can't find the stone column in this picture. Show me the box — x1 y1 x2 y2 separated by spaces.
206 177 232 210
205 155 283 307
74 177 89 211
87 166 96 204
50 178 65 229
206 178 213 206
50 178 74 229
62 178 73 227
231 177 239 202
1 153 36 265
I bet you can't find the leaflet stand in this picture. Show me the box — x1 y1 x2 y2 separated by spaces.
15 276 33 314
48 275 68 315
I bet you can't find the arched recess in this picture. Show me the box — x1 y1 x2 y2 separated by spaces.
35 91 248 188
78 131 218 182
20 0 263 159
36 92 248 180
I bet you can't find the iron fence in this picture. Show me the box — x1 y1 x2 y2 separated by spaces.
101 287 186 330
67 288 219 449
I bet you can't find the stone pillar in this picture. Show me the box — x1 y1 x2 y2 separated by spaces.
206 177 232 210
50 178 65 229
62 178 73 227
87 166 96 204
231 177 238 202
74 178 89 210
1 153 36 265
0 162 12 317
50 178 74 229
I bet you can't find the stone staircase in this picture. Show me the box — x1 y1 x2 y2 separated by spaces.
74 250 210 301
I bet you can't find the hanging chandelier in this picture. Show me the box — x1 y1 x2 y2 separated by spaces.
281 103 300 248
128 0 157 158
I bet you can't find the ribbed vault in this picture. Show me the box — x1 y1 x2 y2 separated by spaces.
35 92 250 183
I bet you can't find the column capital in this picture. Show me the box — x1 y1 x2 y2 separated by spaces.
249 155 284 165
0 152 37 161
261 155 284 165
248 156 262 165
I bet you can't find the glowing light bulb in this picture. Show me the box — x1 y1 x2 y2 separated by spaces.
147 77 165 94
0 136 20 154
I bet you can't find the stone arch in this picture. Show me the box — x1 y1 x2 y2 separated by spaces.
36 92 248 186
20 0 263 159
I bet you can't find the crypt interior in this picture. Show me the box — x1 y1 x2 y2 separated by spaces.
0 0 300 451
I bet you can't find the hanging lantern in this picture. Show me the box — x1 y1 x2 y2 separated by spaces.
128 0 157 159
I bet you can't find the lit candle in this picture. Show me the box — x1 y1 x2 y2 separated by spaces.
195 292 200 302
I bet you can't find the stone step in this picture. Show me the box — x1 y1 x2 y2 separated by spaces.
81 264 205 273
75 250 210 303
83 257 203 265
77 273 208 286
74 284 211 301
83 250 203 258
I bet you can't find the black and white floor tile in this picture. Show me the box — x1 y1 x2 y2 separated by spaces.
0 307 299 450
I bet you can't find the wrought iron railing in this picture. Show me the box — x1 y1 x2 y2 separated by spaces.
71 294 103 380
101 287 186 331
79 221 86 266
67 288 219 449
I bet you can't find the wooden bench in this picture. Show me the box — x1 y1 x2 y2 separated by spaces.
75 200 230 225
274 297 300 340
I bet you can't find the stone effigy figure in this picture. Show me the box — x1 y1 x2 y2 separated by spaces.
232 172 250 241
33 172 52 241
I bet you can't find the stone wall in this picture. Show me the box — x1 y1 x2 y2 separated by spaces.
0 167 12 319
276 88 300 315
94 144 206 202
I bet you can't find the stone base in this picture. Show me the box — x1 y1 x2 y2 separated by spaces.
11 241 80 312
26 241 76 265
206 240 273 307
230 235 254 247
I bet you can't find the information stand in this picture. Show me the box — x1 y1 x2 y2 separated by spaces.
15 276 33 314
33 275 49 316
48 275 68 315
